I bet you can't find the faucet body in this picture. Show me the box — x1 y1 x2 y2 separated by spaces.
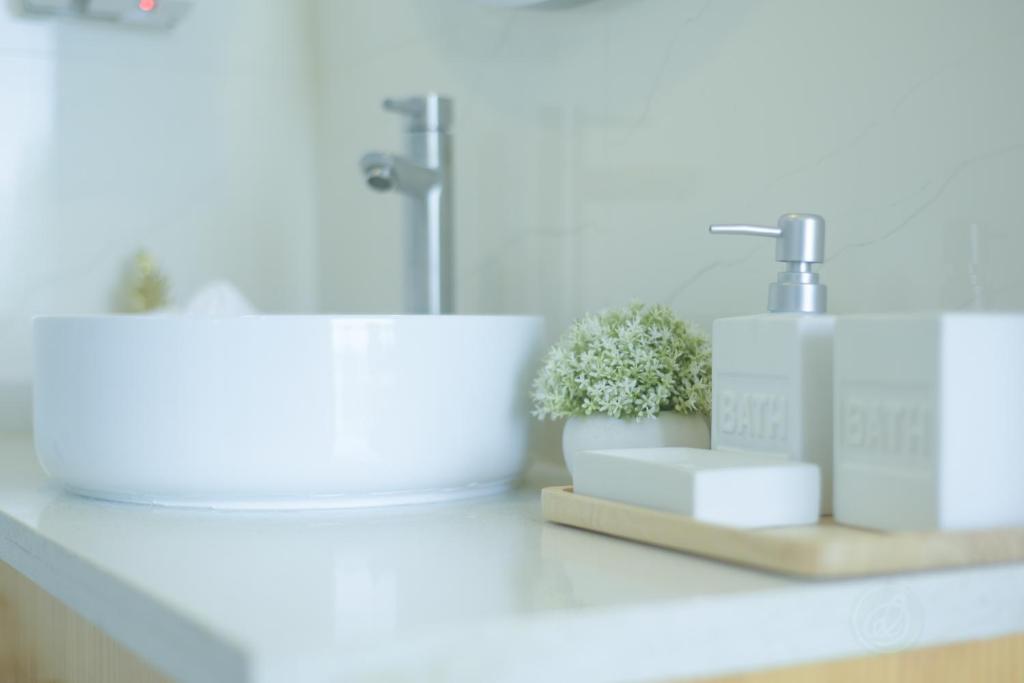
360 95 453 315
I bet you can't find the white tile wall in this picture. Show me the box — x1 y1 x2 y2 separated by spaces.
0 0 319 429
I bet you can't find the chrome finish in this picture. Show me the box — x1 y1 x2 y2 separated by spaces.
360 152 439 195
383 97 452 133
709 225 783 239
709 213 828 314
360 94 453 315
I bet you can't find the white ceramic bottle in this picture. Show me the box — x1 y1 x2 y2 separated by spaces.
834 313 1024 531
708 214 836 513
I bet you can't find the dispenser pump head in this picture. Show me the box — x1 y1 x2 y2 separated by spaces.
709 213 827 314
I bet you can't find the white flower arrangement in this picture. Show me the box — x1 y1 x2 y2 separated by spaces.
532 303 711 420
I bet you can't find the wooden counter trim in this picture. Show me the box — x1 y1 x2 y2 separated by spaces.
3 557 1022 683
688 632 1024 683
1 559 170 683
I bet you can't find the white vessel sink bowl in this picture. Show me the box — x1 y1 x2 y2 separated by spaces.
33 315 543 509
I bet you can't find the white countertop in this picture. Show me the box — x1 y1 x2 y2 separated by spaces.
1 434 1022 683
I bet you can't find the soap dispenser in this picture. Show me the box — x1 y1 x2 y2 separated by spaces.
708 213 835 513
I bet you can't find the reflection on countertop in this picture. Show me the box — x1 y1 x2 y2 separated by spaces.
3 433 1023 683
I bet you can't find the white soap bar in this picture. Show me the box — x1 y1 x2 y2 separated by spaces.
572 447 820 528
834 313 1024 532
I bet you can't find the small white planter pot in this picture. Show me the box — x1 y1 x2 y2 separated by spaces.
561 411 710 475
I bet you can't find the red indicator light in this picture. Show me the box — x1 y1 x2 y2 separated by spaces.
138 0 156 12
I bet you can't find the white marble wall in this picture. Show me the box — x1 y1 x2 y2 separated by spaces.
313 0 1024 463
0 0 319 428
315 0 1024 328
5 0 1024 453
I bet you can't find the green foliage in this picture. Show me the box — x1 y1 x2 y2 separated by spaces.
122 250 170 313
532 303 711 420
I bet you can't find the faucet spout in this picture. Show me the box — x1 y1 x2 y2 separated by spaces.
360 152 440 197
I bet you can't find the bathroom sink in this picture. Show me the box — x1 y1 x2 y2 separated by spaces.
33 315 543 509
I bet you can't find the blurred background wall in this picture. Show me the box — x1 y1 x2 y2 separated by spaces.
315 0 1024 463
0 0 318 428
317 0 1024 327
3 0 1023 457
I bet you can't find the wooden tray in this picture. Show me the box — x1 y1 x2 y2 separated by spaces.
541 486 1024 578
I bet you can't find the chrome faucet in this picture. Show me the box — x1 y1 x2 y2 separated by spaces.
360 94 453 315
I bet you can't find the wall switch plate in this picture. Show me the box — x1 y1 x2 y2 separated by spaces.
21 0 76 12
21 0 192 29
